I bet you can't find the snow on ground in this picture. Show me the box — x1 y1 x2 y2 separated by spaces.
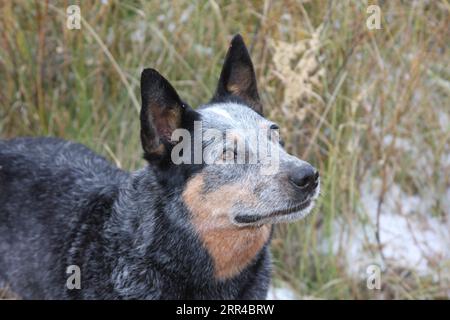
266 286 298 300
328 177 450 279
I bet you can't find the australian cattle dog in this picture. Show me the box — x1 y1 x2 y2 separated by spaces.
0 34 320 299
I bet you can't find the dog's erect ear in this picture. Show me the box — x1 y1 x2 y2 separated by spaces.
140 68 188 162
213 34 262 115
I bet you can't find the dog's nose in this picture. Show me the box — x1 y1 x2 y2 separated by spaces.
288 165 319 192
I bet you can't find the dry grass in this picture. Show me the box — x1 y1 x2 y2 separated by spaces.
0 0 449 299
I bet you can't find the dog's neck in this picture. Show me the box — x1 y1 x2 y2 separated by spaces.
103 168 271 298
104 170 215 297
182 174 272 280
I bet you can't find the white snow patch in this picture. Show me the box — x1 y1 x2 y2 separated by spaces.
266 286 298 300
327 178 450 279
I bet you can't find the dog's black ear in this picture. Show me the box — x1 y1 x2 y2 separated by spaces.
140 68 189 162
213 34 262 115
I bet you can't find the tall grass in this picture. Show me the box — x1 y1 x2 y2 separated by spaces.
1 0 449 299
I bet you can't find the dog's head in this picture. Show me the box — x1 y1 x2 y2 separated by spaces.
140 35 320 228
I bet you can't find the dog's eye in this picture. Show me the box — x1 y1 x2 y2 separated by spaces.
270 124 279 130
222 148 237 162
268 124 284 146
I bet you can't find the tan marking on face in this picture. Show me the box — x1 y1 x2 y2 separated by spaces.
182 174 271 280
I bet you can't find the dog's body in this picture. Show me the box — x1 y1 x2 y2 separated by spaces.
0 35 319 299
0 137 270 299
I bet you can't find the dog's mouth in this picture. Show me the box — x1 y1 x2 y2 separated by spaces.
234 199 313 225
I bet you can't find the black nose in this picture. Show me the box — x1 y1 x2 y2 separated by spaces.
288 165 319 192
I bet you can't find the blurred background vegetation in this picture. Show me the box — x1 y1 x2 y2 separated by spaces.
1 0 449 299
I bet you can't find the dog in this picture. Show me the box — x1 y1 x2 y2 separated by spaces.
0 34 320 299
